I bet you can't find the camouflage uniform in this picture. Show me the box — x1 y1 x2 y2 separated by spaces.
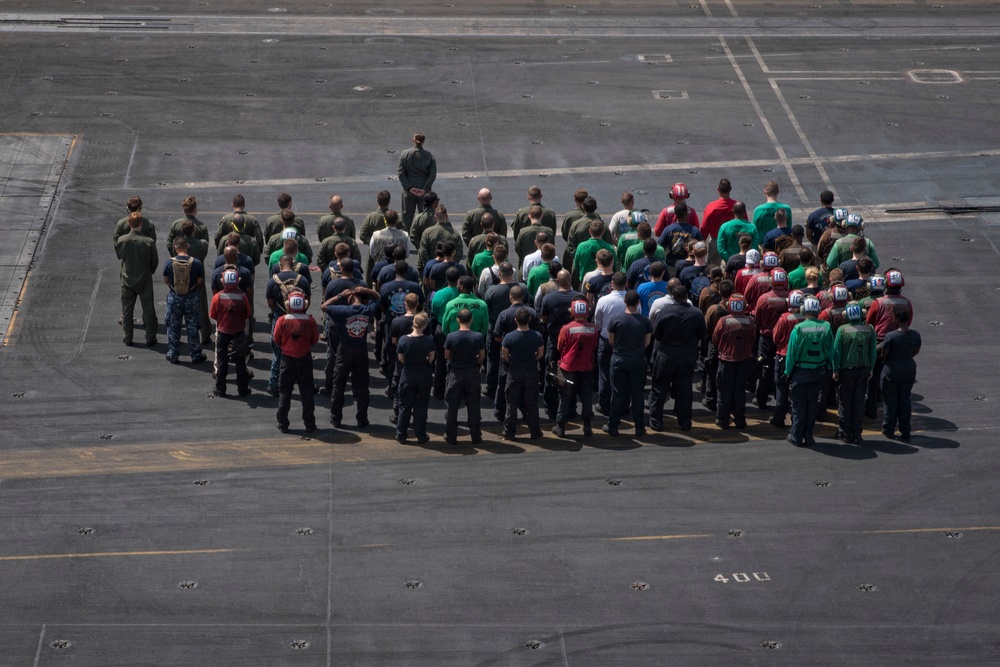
163 255 205 362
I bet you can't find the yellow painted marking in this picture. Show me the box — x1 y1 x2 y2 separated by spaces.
0 548 236 562
0 418 893 481
2 271 31 348
608 534 712 541
858 527 1000 535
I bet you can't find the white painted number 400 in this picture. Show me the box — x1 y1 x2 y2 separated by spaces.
715 572 770 583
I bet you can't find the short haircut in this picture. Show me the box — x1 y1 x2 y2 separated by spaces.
514 308 530 325
611 271 627 289
548 261 562 279
535 231 551 245
670 284 688 302
636 222 652 239
527 185 542 198
851 237 867 253
791 224 804 239
393 245 408 261
674 201 689 221
718 178 732 194
335 243 350 260
529 204 543 220
277 192 292 209
582 197 598 213
456 309 473 324
624 290 641 308
436 204 448 216
283 238 298 254
340 258 354 275
458 275 476 293
596 248 614 268
857 257 874 274
173 236 188 249
719 278 735 299
799 247 814 265
423 191 439 207
775 208 788 224
764 181 780 197
333 216 347 231
394 259 409 276
540 243 556 262
621 191 634 205
643 238 658 256
589 219 605 237
384 209 399 226
820 190 835 206
281 208 295 224
574 188 588 205
404 292 420 310
445 266 461 285
509 285 525 302
893 306 911 325
650 262 666 279
493 244 508 262
232 194 246 208
377 190 391 206
413 132 426 144
498 262 514 276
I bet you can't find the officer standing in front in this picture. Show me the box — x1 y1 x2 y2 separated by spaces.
397 133 437 233
162 236 206 364
784 295 834 447
115 211 159 347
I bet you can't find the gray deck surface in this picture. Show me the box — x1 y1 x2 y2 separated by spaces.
1 1 999 664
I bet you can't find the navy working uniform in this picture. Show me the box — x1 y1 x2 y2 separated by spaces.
163 253 205 363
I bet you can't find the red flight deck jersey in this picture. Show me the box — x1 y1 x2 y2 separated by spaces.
754 290 789 337
701 197 736 240
734 266 762 296
866 293 913 340
273 313 320 358
743 272 775 315
209 289 251 335
557 320 599 372
772 312 806 356
712 313 757 362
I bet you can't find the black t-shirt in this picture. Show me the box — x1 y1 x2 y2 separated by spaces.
389 314 415 347
540 289 583 343
608 312 652 359
427 261 466 291
484 282 524 324
839 259 860 282
502 328 544 369
444 330 486 369
653 303 707 349
585 273 614 302
881 329 921 378
397 334 435 372
323 277 362 301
